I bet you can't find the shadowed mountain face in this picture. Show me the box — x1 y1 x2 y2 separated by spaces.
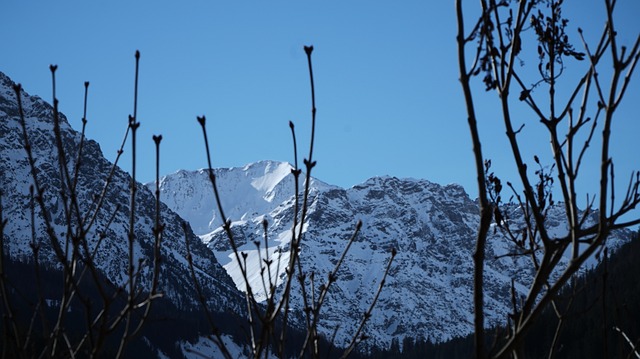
155 161 633 349
0 71 245 355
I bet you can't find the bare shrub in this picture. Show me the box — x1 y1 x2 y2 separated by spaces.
456 0 640 357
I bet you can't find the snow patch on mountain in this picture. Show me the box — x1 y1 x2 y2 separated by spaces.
179 334 261 359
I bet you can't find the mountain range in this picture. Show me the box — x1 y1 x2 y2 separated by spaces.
153 160 632 349
0 69 632 356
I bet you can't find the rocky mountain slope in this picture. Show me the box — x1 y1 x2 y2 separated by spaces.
0 71 244 356
154 160 633 349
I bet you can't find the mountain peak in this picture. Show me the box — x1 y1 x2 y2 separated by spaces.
0 71 72 134
240 160 293 193
0 71 15 92
153 160 300 235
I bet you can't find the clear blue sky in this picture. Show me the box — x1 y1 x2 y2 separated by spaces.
2 1 639 204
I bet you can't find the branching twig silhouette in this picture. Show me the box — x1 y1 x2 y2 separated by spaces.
1 50 166 358
457 0 640 357
192 45 395 359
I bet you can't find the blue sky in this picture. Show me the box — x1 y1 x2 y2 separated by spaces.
2 1 639 205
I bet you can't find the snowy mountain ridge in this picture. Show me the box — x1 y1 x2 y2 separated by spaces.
0 71 245 356
156 161 335 236
153 160 633 349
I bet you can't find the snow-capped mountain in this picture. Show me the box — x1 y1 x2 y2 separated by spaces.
2 66 631 355
154 160 633 349
156 161 334 236
0 71 244 355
